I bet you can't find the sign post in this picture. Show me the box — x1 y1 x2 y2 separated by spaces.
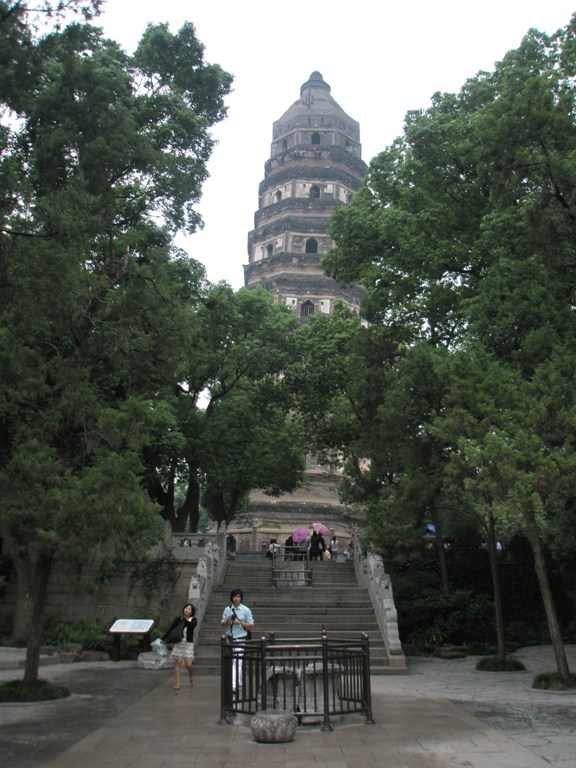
108 618 157 661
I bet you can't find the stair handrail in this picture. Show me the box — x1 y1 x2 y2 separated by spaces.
353 534 404 659
187 523 228 630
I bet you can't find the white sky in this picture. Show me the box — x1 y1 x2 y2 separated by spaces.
99 0 576 289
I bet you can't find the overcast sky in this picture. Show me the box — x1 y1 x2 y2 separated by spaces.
100 1 576 289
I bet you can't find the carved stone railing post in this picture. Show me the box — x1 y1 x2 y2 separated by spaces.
354 540 405 670
175 523 228 630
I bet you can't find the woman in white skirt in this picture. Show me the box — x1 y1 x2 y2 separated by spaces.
164 603 197 689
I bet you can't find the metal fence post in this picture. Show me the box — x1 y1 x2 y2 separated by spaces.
219 634 229 724
259 634 268 711
362 632 375 724
321 632 333 731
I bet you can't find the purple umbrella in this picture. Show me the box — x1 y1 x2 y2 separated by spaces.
312 522 330 535
292 527 309 543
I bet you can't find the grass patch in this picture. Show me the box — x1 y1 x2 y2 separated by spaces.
0 679 71 702
532 671 576 691
475 656 526 672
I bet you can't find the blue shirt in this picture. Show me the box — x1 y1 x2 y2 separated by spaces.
222 602 254 640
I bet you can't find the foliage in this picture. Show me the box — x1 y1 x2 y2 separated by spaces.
401 588 493 652
318 13 576 678
129 552 182 614
142 284 306 531
42 617 109 650
475 656 526 672
0 678 70 702
532 671 576 691
0 6 232 680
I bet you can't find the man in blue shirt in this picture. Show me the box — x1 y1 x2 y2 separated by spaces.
222 589 254 690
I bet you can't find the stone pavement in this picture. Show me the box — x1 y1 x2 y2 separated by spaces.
0 645 574 768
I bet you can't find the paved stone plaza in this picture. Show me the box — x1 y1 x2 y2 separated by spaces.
0 645 574 768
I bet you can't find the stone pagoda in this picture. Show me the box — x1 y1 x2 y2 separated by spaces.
243 71 367 320
223 73 367 557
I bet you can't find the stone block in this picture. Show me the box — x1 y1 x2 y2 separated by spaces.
137 651 175 670
251 710 297 743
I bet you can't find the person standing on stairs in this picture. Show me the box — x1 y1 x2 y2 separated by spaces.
221 588 254 691
330 535 340 561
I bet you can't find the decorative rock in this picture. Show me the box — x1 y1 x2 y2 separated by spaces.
137 651 175 670
250 710 297 743
80 651 110 662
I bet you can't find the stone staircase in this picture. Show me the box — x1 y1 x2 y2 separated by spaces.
194 559 394 675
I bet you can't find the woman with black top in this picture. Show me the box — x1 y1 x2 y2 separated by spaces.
164 603 197 690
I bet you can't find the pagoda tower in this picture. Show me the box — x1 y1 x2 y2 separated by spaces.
223 73 367 556
244 71 367 319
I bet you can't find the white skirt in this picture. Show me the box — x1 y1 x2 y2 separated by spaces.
171 640 194 660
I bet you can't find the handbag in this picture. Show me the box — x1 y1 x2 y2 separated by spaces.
166 620 185 645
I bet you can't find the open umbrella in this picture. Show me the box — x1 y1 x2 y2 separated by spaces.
292 527 309 543
312 522 330 535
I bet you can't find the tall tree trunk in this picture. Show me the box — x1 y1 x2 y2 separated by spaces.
486 510 506 660
181 459 201 532
430 505 450 593
522 505 570 682
11 551 53 683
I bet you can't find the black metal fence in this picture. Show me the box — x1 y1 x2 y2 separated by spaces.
219 632 374 731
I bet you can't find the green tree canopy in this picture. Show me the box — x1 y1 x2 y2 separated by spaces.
0 5 232 680
321 16 576 679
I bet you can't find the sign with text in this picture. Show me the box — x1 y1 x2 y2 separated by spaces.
109 618 155 634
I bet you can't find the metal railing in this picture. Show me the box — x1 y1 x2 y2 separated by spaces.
219 632 374 731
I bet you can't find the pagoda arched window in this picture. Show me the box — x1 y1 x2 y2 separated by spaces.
305 238 318 254
300 300 315 318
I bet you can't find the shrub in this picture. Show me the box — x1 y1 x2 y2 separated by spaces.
0 679 70 702
476 656 526 672
42 618 110 651
403 588 493 652
532 671 576 691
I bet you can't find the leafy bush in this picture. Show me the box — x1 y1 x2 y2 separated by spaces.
532 671 576 691
476 656 526 671
403 588 493 652
0 679 70 702
42 618 110 651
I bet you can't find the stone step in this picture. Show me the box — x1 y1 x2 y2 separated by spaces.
196 557 394 675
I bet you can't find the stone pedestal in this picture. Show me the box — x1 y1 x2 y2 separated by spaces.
250 710 297 743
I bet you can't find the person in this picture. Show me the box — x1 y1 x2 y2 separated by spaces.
309 530 321 561
284 534 295 560
266 539 280 559
163 603 197 690
343 538 354 561
330 535 340 561
318 533 327 560
221 588 254 691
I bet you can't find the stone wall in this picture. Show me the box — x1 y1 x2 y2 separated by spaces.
0 557 198 629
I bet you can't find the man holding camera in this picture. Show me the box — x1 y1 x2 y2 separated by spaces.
222 588 254 691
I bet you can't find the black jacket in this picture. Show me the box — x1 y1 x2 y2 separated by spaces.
164 615 197 643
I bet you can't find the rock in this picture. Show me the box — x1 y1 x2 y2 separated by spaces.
80 651 110 662
434 647 467 659
59 652 82 664
137 651 175 670
59 643 83 654
250 710 297 743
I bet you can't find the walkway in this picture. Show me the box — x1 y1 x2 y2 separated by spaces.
0 645 574 768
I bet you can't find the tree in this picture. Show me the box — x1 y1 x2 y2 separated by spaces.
323 17 576 679
0 9 232 681
142 284 306 532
